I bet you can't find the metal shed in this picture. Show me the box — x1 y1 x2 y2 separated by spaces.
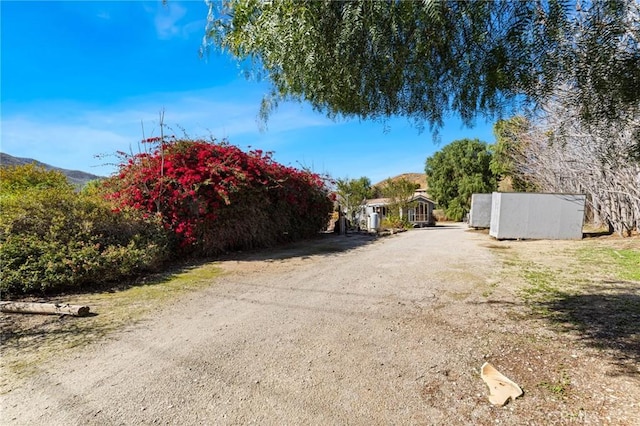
489 192 586 240
469 193 493 229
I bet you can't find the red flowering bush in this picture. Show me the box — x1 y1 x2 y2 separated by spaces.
104 138 333 256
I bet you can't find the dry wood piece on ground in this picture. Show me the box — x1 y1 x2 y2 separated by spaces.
0 301 90 317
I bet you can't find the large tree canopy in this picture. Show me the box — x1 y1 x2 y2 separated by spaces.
425 139 497 221
204 0 640 132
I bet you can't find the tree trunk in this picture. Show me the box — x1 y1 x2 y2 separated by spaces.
0 302 91 317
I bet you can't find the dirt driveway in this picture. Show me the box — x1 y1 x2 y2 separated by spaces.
1 224 638 424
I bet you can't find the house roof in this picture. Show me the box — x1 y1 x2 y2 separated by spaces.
412 193 435 204
363 192 435 206
365 197 389 206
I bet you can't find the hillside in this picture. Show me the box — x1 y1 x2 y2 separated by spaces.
0 152 103 188
374 172 428 190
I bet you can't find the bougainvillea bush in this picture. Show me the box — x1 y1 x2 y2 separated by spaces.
104 138 334 256
0 165 169 295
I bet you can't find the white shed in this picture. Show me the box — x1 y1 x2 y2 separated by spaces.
489 192 586 240
469 193 493 229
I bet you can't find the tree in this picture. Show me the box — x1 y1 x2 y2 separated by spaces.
425 139 497 221
380 177 419 221
490 116 539 192
204 0 640 133
335 176 374 221
0 163 73 194
498 92 640 236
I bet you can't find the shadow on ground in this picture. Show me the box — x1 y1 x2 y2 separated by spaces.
583 230 615 238
537 281 640 376
216 232 379 262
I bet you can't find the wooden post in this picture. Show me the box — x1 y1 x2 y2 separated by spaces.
0 301 91 317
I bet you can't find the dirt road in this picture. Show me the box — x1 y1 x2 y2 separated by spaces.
1 224 638 424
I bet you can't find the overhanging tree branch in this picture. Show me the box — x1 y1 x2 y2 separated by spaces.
203 0 640 133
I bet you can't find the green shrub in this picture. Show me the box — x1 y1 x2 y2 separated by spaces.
0 163 73 194
381 214 411 230
0 166 169 295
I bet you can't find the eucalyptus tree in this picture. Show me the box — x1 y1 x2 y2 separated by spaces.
490 116 540 192
203 0 640 133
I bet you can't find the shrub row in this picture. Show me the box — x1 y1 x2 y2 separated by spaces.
0 170 169 295
1 140 334 295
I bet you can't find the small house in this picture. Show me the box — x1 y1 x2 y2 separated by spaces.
361 189 436 229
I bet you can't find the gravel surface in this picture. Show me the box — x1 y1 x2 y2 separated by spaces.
1 224 638 425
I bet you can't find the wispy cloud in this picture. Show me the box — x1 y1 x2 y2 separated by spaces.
1 85 335 176
1 82 495 182
1 116 133 175
96 11 111 20
151 2 205 40
154 2 186 39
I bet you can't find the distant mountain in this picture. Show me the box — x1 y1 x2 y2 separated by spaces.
0 152 104 188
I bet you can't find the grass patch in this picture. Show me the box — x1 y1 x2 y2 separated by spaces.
520 267 560 300
577 247 640 281
496 237 640 377
0 261 223 392
538 369 572 399
481 281 498 297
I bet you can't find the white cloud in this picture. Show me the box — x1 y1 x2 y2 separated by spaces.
153 2 187 39
152 2 205 40
1 116 132 176
2 89 489 184
182 19 208 38
0 86 335 177
96 11 111 20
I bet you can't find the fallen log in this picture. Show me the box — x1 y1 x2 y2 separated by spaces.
0 301 91 317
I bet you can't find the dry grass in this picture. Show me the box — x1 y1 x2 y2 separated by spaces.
489 234 640 377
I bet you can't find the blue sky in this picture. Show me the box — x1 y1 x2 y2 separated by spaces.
1 0 496 184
